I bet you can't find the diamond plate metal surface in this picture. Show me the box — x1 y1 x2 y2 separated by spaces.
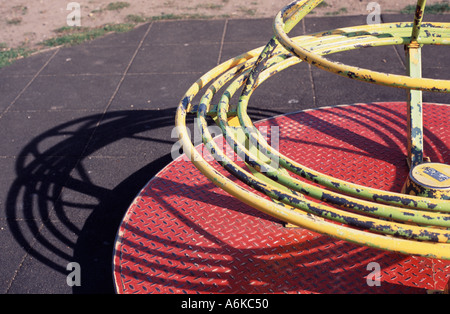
113 103 450 294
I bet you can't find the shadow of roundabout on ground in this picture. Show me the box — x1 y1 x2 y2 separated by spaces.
4 105 286 293
5 107 188 293
6 101 448 294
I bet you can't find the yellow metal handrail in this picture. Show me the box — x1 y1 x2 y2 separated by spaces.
175 0 450 260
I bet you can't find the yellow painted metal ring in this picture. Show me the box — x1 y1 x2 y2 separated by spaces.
236 34 450 212
273 0 450 93
174 0 450 259
211 54 450 229
174 50 450 260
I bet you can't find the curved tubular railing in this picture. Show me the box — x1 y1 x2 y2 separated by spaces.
237 25 450 212
175 0 450 260
274 0 450 92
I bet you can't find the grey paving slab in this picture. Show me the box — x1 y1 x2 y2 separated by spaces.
0 110 101 157
128 42 221 74
10 74 122 112
324 46 406 74
421 45 449 71
5 257 72 294
218 41 268 63
224 18 276 42
248 62 315 112
41 45 138 75
83 23 151 47
0 220 36 293
46 154 167 225
4 221 78 294
69 156 152 191
108 72 201 111
82 108 182 158
0 50 56 77
48 156 142 223
3 156 80 221
0 156 19 218
0 75 33 114
304 15 370 33
309 43 408 106
423 69 450 104
0 157 16 183
311 66 407 107
145 19 226 45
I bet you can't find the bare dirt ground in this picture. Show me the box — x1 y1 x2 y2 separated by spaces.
0 0 448 50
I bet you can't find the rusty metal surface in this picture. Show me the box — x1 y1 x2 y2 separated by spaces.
114 102 450 294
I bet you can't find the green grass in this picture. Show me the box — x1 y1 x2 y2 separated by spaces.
150 13 214 21
125 14 148 23
316 1 329 8
41 23 135 47
401 2 450 14
12 5 28 15
196 3 223 10
0 45 34 68
106 2 130 11
126 13 205 22
54 26 86 33
6 17 23 25
325 7 348 15
150 13 186 21
1 23 138 68
238 6 257 16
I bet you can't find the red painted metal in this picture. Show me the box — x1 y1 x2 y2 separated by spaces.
113 102 450 294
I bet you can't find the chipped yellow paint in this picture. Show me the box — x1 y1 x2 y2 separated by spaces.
174 0 450 260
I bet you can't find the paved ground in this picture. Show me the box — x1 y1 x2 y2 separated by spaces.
0 14 448 294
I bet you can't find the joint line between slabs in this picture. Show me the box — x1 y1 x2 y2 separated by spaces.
0 49 60 119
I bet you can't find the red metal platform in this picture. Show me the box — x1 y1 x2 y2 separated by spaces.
113 102 450 294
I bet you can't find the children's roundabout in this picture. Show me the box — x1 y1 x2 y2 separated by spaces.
113 0 450 294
